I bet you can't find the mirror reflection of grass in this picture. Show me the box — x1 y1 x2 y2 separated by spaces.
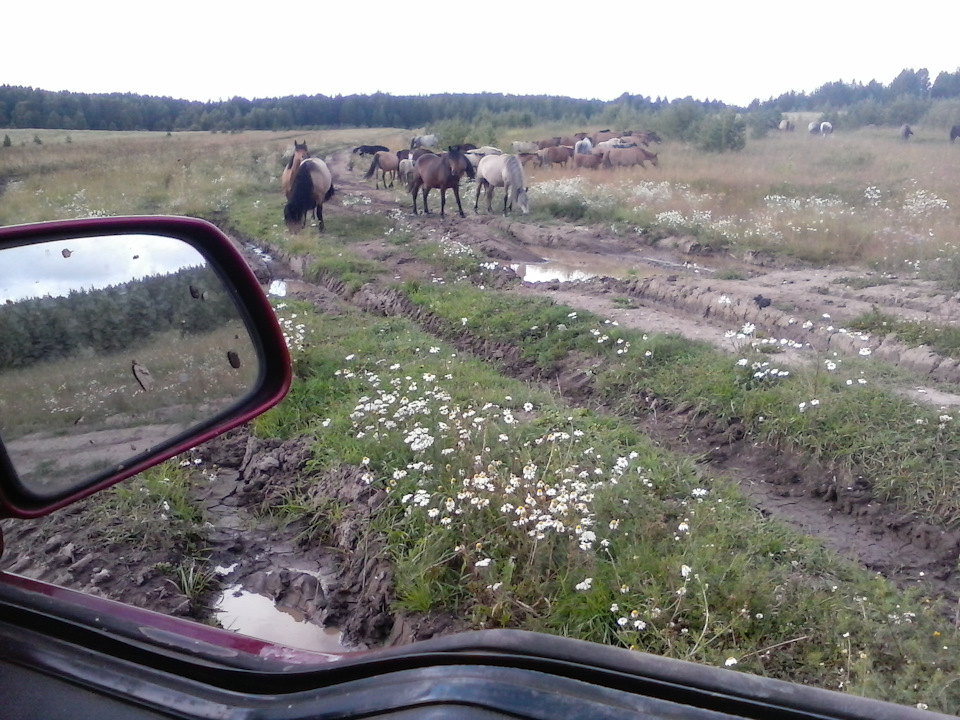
0 325 257 439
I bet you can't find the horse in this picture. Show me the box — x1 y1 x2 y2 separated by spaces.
364 151 400 189
778 119 794 132
538 145 573 168
410 146 476 217
629 130 662 145
411 134 438 150
538 136 562 149
559 133 588 146
572 152 604 170
808 121 820 134
473 154 529 216
398 157 417 186
281 140 309 199
820 121 833 135
900 124 914 141
590 129 618 145
951 126 960 142
574 138 593 155
352 144 389 157
603 145 659 169
283 158 335 234
517 152 540 168
512 140 539 154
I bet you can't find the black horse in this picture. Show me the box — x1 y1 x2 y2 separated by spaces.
951 126 960 143
352 145 389 157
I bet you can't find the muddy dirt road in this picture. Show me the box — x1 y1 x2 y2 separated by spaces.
4 148 960 651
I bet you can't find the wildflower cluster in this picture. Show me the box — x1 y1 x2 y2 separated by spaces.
273 302 308 354
337 355 658 595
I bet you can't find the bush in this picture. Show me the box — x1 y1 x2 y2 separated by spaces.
696 112 746 152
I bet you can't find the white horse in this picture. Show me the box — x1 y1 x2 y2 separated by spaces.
511 140 539 154
574 138 593 154
473 154 529 216
411 133 438 150
820 121 833 135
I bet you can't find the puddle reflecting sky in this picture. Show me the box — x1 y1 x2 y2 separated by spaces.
215 585 345 652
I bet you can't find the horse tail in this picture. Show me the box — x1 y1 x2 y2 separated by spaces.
324 183 335 202
364 155 379 180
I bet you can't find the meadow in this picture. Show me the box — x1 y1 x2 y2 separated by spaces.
4 124 960 712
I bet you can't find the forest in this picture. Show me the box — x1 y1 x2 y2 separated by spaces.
0 67 955 135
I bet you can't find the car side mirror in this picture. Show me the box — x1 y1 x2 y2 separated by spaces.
0 216 290 519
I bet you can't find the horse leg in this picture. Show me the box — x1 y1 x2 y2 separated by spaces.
474 180 483 213
451 185 466 218
316 204 325 233
422 188 431 214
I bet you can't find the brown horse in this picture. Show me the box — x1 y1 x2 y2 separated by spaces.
538 145 574 168
603 145 659 169
410 146 476 217
572 152 604 170
284 158 335 233
364 151 400 189
281 140 309 199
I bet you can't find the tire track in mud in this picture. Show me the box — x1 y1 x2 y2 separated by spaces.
262 153 960 612
270 256 959 614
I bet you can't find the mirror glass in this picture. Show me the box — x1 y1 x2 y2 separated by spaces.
0 234 260 498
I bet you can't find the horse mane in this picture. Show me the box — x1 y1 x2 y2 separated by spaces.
285 161 317 222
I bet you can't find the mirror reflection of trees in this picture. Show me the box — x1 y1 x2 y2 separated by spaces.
0 266 237 370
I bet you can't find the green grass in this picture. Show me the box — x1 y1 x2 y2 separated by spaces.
259 297 960 711
848 308 960 360
8 127 960 712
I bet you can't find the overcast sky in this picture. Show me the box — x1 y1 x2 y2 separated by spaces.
4 2 958 107
0 236 205 302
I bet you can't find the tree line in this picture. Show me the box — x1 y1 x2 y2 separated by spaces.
0 266 237 371
2 67 958 135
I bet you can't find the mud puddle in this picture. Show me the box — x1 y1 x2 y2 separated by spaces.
511 247 659 282
215 583 347 652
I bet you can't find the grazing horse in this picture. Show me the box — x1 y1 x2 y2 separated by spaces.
283 158 335 234
808 121 819 134
474 154 529 215
364 151 400 189
281 140 309 199
538 145 573 168
951 125 960 143
411 134 439 150
538 136 562 149
820 121 833 135
603 145 659 169
900 124 914 141
778 119 794 132
352 144 389 157
410 146 476 217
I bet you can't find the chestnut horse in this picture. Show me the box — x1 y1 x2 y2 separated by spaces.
538 145 573 168
283 158 335 233
410 146 476 217
364 151 400 189
474 154 529 215
281 140 309 199
603 145 659 169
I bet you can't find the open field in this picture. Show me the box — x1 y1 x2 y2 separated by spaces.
4 125 960 712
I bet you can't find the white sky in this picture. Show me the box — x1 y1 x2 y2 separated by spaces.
4 2 959 108
0 236 205 302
